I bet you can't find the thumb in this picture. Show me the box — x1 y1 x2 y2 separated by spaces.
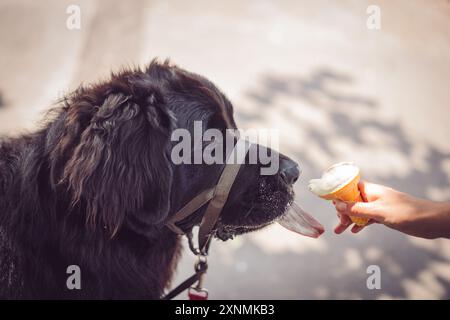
359 181 385 202
346 201 383 221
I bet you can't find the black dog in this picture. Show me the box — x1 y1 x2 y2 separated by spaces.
0 60 303 299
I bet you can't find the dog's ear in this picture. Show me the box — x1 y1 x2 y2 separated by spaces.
56 87 175 237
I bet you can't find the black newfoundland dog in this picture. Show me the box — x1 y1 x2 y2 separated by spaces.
0 60 318 299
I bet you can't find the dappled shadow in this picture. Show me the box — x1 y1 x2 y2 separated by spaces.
0 92 4 108
247 70 376 110
207 67 450 299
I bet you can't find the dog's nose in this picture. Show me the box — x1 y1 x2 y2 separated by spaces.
279 158 300 185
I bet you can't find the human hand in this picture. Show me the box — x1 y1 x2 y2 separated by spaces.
333 181 450 239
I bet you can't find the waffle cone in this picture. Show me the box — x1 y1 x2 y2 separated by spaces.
320 173 369 226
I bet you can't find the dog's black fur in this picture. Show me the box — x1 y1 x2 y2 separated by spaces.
0 60 296 299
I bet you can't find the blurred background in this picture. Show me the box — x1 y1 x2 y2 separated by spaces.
1 0 450 299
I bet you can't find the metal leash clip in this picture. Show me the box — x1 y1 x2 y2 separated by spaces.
188 254 209 300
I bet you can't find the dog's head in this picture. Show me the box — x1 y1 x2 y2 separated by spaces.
47 60 321 239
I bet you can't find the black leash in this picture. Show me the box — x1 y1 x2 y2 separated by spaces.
161 229 211 300
162 257 208 300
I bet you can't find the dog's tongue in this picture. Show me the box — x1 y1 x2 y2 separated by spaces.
278 202 324 238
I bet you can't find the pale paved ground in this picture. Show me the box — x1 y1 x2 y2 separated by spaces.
1 0 450 299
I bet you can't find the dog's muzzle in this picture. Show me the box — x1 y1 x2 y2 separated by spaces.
166 138 250 254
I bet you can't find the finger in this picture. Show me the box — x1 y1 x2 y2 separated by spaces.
358 181 369 202
335 222 351 234
350 220 375 233
334 199 347 212
334 194 384 222
339 211 352 225
351 224 365 233
334 212 352 234
346 202 384 222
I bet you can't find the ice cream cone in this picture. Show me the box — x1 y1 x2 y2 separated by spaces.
309 162 369 227
319 172 368 226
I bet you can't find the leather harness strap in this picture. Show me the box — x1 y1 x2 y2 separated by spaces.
197 160 243 252
166 188 215 235
162 138 250 300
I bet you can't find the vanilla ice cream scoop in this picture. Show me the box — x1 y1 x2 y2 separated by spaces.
308 162 359 196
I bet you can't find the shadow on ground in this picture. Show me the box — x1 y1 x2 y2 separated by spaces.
174 68 450 299
0 92 4 108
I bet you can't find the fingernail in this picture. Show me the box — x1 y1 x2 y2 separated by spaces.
336 201 347 211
